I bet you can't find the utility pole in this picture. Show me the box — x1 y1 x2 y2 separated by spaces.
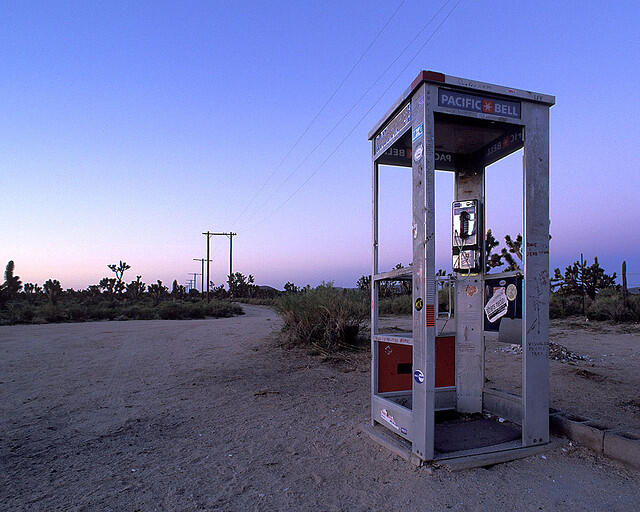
193 258 211 297
212 232 237 298
191 273 201 294
203 231 213 302
203 230 237 300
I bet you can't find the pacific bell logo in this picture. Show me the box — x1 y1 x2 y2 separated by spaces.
482 99 494 113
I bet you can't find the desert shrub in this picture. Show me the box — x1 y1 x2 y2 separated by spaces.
18 305 35 323
41 304 66 323
67 304 89 322
377 288 451 316
549 294 589 318
206 300 244 318
88 303 118 321
125 305 157 320
275 284 367 352
157 300 243 320
0 303 36 324
158 302 181 320
185 303 206 319
235 298 276 306
587 288 640 322
379 295 411 315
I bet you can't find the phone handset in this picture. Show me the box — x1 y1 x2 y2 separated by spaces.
460 210 470 240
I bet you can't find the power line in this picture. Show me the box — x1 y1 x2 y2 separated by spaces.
251 0 463 228
237 0 457 231
232 0 407 227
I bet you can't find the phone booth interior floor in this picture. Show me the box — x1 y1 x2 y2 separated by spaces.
434 412 521 455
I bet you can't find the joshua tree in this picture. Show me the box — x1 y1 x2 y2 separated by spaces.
107 261 131 297
485 230 503 272
43 279 63 305
284 281 300 294
99 277 117 301
501 234 523 271
209 281 227 299
171 280 186 300
126 276 146 301
0 260 22 304
148 280 168 306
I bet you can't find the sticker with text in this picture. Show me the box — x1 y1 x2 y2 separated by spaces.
412 123 423 141
380 409 399 430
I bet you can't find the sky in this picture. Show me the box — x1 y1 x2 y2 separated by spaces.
1 0 639 290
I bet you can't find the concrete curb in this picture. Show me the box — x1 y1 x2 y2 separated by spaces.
550 411 640 470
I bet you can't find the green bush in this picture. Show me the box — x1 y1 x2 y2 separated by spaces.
587 289 640 322
275 284 367 352
205 300 244 318
235 298 276 306
158 302 181 319
157 300 243 320
549 294 589 318
379 295 411 315
125 305 157 320
41 304 66 323
67 304 88 322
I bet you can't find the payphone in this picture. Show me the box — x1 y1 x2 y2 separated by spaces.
452 199 480 273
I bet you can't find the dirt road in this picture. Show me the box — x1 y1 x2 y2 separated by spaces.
2 305 639 511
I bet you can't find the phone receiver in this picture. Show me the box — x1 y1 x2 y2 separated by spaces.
460 211 470 240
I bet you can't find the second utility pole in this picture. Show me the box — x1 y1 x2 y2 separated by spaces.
193 258 211 297
212 232 237 299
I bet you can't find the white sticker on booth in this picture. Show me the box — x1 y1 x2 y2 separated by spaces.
485 287 508 323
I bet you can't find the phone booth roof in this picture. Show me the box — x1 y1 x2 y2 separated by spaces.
368 70 555 142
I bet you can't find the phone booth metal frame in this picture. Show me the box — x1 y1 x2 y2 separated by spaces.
368 71 555 465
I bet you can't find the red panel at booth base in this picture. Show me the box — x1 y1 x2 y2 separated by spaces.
377 336 455 392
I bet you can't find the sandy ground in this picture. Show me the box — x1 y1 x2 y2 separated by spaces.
1 305 639 511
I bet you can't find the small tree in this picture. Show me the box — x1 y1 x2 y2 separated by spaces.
99 277 117 301
209 281 227 299
0 260 22 304
23 282 37 304
356 275 371 293
485 230 503 272
148 280 168 305
171 280 186 300
284 281 300 294
501 234 523 271
126 276 146 301
553 255 617 311
43 279 63 305
107 261 131 297
229 272 256 298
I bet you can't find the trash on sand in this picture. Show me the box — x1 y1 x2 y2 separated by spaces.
498 342 590 363
541 455 547 460
498 417 505 423
259 493 265 498
131 468 137 472
254 390 280 396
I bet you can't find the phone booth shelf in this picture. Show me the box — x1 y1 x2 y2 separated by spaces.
366 71 555 467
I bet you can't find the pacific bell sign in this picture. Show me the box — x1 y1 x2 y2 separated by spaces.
438 89 521 119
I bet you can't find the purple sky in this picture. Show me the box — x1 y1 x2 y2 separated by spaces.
2 1 639 290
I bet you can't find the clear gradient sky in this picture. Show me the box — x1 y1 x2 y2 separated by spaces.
2 1 639 290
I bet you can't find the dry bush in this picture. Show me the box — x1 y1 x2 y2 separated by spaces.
275 284 367 353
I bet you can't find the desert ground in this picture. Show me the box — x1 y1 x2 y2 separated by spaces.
1 305 639 511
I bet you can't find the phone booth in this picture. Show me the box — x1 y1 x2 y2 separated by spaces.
367 71 554 466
